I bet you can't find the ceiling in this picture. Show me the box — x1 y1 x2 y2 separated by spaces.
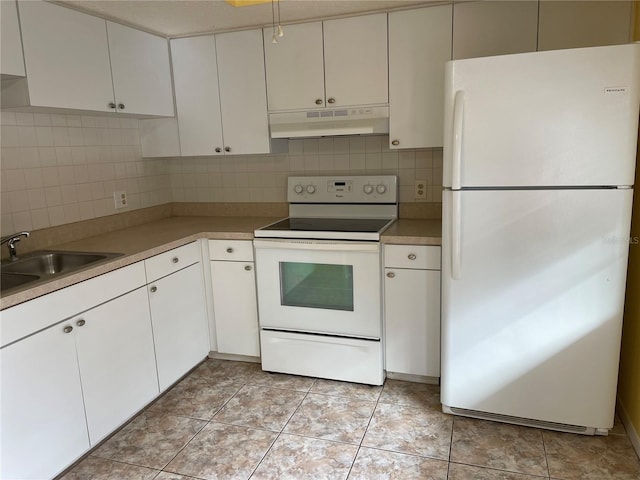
57 0 438 37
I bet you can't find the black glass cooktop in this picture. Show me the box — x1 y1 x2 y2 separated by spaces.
262 217 392 233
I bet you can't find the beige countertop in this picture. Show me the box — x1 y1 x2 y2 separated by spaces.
1 215 441 310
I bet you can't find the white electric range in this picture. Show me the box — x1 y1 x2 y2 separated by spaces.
253 175 397 385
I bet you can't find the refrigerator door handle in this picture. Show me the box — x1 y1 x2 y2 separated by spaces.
452 90 465 190
452 190 462 280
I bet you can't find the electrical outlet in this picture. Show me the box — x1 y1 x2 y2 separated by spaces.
414 180 427 200
113 191 128 209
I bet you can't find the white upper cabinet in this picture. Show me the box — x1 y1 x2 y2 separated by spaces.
263 22 325 111
264 13 388 111
389 5 452 149
170 29 270 156
323 13 388 108
9 0 173 116
106 22 174 117
216 29 271 155
538 1 633 51
171 35 224 156
1 0 25 77
17 0 114 112
452 1 539 60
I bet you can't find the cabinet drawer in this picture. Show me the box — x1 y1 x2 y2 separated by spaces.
1 262 146 348
144 242 200 282
384 245 441 270
209 240 254 261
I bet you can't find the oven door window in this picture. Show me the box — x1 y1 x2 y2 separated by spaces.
279 262 354 311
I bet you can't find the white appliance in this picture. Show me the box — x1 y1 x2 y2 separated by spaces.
268 106 389 138
441 44 640 435
254 175 397 385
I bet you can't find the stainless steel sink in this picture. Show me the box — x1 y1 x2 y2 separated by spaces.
1 250 122 293
1 272 40 291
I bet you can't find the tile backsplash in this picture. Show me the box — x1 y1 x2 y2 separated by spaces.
1 110 443 233
1 111 170 233
169 136 443 205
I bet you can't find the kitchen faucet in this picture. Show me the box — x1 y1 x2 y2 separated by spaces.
1 231 31 261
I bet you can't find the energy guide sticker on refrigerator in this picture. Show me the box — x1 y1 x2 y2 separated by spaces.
440 44 640 435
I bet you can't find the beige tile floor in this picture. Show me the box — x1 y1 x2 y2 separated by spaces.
60 359 640 480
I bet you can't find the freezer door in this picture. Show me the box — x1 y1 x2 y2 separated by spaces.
441 188 633 429
443 44 640 188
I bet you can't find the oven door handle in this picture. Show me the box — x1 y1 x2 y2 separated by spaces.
253 239 379 253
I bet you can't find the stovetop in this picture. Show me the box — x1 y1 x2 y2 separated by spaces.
254 175 398 241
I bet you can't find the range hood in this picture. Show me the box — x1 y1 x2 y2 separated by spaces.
269 105 389 138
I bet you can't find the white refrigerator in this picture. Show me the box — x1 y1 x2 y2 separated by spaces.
441 44 640 434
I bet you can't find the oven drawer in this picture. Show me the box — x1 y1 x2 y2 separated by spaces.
260 330 384 385
384 245 441 270
209 240 254 262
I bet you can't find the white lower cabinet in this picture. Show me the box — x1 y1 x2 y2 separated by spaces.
1 321 89 480
147 262 209 391
384 245 441 379
0 282 158 480
209 240 259 357
74 287 159 445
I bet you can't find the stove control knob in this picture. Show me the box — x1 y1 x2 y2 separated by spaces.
306 185 316 194
376 184 387 194
363 184 374 194
294 184 304 194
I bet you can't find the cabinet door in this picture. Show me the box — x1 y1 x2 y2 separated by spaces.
323 13 388 107
452 1 538 60
1 323 89 480
148 263 210 391
1 0 25 77
389 5 452 149
107 22 174 117
74 287 159 445
263 22 325 111
538 1 633 51
17 0 114 112
216 29 271 155
384 268 441 377
210 261 260 357
171 36 224 156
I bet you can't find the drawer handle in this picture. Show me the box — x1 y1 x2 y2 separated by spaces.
172 257 179 264
408 254 417 260
244 265 252 271
76 319 86 327
226 248 234 253
386 272 395 278
63 325 73 333
150 286 157 293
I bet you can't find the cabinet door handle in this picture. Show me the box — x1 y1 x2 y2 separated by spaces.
76 319 86 327
63 325 73 333
150 286 157 293
315 99 323 105
108 102 116 109
224 146 231 153
226 248 234 253
215 147 222 153
386 272 395 278
244 265 252 271
327 97 336 104
118 103 125 110
172 257 179 264
391 139 400 146
408 254 417 260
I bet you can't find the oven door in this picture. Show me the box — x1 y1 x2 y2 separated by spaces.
254 239 381 339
